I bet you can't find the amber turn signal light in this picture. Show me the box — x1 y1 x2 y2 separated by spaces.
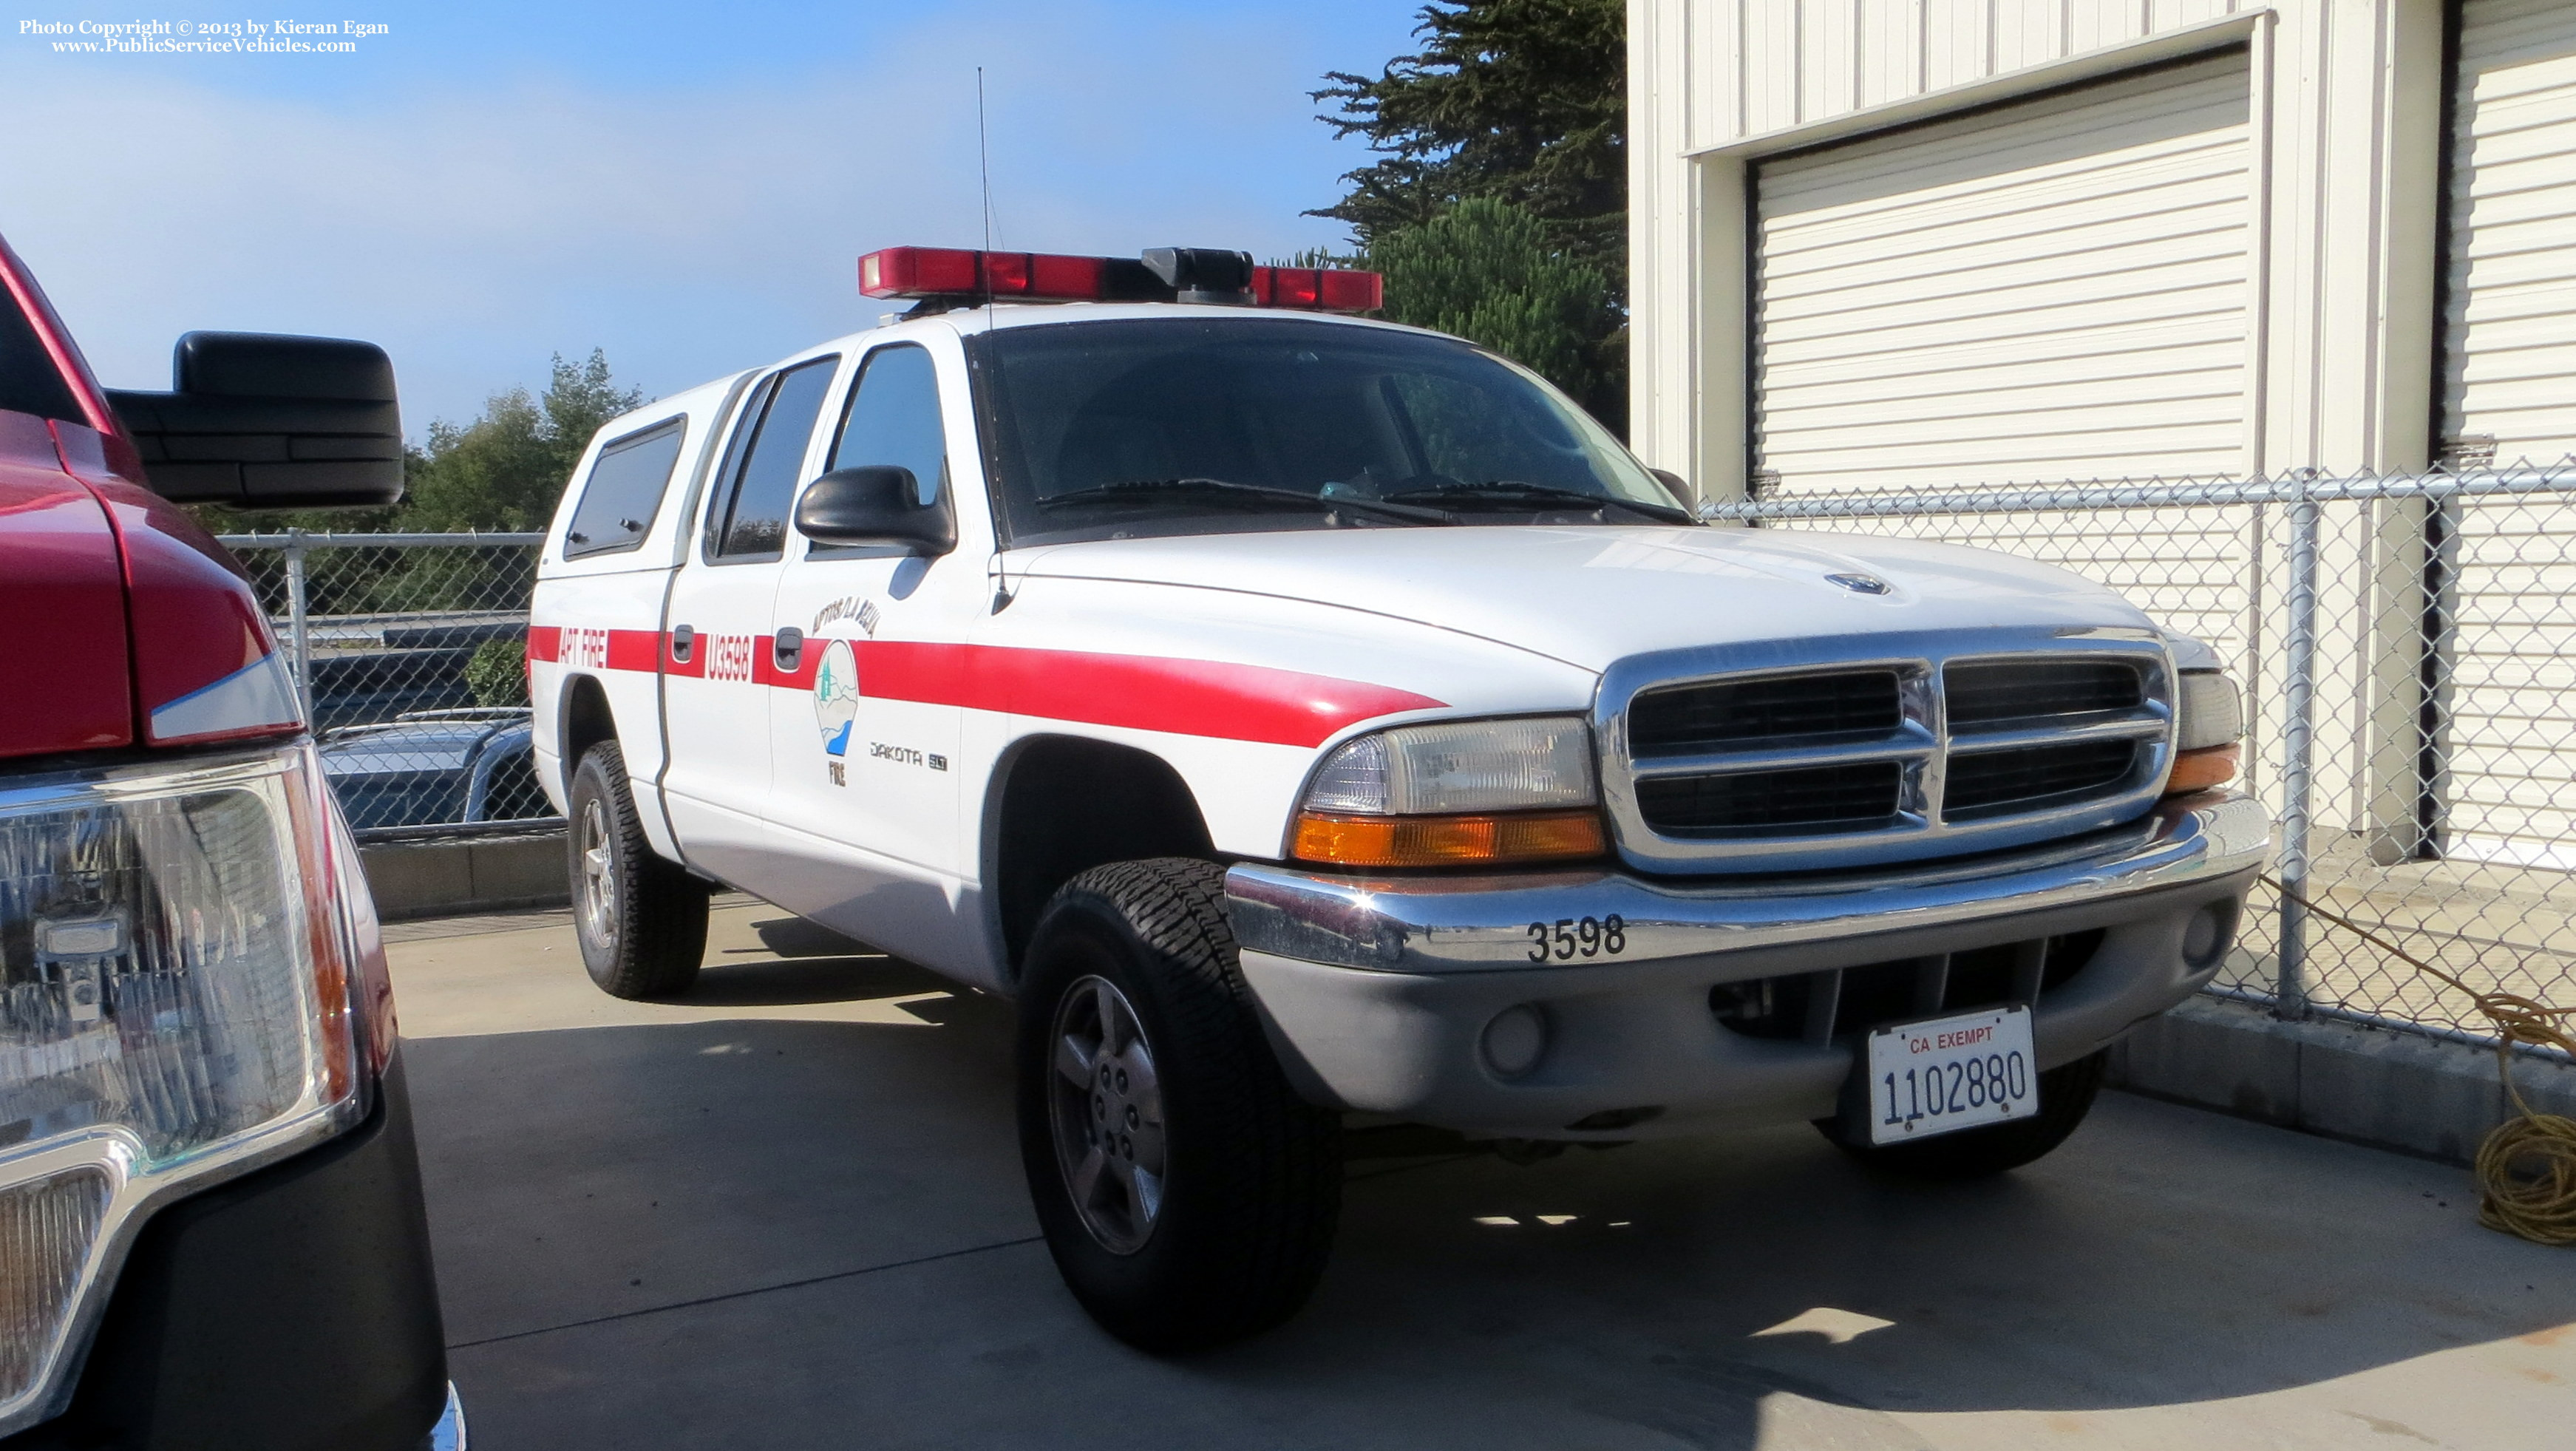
1291 809 1607 868
2163 743 2240 796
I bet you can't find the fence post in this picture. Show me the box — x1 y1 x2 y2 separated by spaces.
2275 473 2321 1020
282 528 315 722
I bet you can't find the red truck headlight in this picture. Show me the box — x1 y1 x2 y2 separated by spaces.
0 741 367 1432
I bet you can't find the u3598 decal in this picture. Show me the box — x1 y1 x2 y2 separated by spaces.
1526 914 1626 962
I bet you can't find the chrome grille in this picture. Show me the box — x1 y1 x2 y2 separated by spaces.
1598 630 2175 872
1629 670 1900 755
1637 760 1902 835
1945 659 2144 725
1945 739 2142 820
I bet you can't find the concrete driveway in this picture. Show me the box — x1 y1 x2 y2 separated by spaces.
388 897 2576 1450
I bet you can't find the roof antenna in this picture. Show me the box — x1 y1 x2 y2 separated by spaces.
978 64 1015 614
977 67 997 295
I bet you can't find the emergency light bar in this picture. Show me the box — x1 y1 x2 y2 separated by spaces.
858 246 1383 313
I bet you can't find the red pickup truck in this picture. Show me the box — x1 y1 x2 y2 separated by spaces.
0 234 459 1450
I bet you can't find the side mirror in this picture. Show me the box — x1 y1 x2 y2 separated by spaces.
106 331 404 509
793 466 955 554
1647 467 1693 509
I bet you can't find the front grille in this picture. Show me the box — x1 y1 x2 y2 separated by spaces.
1637 761 1902 835
1628 670 1900 756
1944 739 2140 820
1608 640 2171 870
1946 659 2144 725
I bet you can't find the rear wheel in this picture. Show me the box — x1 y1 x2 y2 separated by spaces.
1016 858 1341 1352
1817 1049 2108 1179
568 741 708 999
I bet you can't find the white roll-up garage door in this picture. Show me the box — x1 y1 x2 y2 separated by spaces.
2437 0 2576 867
2440 0 2576 468
1751 52 2254 495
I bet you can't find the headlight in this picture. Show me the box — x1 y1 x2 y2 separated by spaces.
1294 718 1605 867
2168 670 2245 795
0 742 363 1433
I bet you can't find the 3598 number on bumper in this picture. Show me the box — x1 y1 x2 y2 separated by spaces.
1863 1005 2035 1146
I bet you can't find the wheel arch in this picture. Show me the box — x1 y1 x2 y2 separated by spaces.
982 733 1218 982
557 673 618 793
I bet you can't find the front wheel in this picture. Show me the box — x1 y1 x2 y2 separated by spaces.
1817 1049 2108 1179
1016 858 1341 1352
568 741 708 999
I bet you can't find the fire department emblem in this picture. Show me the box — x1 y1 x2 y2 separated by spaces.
814 639 858 756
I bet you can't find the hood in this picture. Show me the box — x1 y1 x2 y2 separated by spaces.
1010 524 2157 674
0 407 303 762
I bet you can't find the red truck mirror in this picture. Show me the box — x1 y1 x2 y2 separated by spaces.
106 331 404 509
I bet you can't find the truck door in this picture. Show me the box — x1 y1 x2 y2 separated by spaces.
761 340 984 972
657 353 838 890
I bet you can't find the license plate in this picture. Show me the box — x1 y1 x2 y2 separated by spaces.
1863 1005 2036 1146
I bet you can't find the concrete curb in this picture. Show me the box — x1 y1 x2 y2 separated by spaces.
361 831 569 922
2108 993 2576 1163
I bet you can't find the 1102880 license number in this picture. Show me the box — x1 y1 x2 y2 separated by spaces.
1525 915 1625 962
1863 1004 2036 1144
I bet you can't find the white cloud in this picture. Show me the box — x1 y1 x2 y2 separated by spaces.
0 13 1370 432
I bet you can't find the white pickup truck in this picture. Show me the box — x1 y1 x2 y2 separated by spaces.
529 244 2267 1350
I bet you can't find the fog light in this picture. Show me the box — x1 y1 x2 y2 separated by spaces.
2183 901 2238 969
0 1169 110 1407
1481 1005 1549 1079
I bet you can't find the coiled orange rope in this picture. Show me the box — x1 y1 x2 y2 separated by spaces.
2265 875 2576 1246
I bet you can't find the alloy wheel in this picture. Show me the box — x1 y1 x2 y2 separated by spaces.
578 796 617 955
1047 974 1167 1254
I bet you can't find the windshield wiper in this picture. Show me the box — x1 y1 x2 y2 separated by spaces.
1036 478 1454 526
1382 480 1694 525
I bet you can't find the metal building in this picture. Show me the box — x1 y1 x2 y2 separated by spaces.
1627 0 2576 865
1631 0 2575 496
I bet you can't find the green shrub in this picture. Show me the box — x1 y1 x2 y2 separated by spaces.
466 637 529 708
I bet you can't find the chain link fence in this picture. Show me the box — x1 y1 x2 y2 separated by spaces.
1711 462 2576 1058
225 483 2576 1058
220 531 554 840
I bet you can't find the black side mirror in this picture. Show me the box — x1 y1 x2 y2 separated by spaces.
793 466 955 554
106 332 403 509
1648 467 1693 509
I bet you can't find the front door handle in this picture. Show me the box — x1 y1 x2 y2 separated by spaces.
669 624 694 663
773 627 803 673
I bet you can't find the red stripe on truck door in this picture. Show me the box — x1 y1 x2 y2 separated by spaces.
529 624 1442 747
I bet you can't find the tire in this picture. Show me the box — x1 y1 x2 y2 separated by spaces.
1817 1048 2109 1180
1016 858 1342 1352
568 741 709 999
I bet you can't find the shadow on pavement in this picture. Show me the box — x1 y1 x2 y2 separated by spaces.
406 951 2576 1450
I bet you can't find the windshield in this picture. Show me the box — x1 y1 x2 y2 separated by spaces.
969 317 1679 545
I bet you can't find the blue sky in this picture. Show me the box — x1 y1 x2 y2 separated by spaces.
0 1 1424 432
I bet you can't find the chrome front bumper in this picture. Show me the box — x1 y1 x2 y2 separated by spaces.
1222 793 2268 1138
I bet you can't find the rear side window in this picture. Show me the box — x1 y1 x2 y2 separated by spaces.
0 293 82 424
829 344 946 506
562 418 686 559
707 356 838 561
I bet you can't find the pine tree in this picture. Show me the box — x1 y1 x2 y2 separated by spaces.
1312 1 1628 430
1362 197 1620 423
1311 0 1625 275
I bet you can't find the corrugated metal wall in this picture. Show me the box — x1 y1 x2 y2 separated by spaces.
1751 52 2254 493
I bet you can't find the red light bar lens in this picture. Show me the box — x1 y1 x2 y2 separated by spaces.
860 246 979 297
859 248 1377 311
1317 268 1382 311
860 246 1111 302
1249 265 1380 312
